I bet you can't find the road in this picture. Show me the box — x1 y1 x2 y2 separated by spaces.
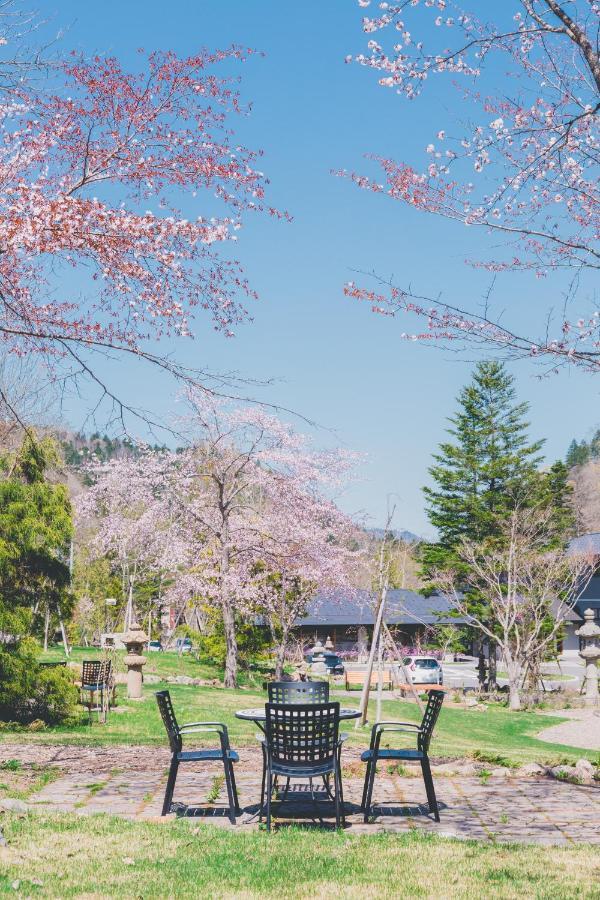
440 656 584 691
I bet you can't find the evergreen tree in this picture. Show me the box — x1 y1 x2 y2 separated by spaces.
0 435 76 723
565 439 590 468
422 361 544 577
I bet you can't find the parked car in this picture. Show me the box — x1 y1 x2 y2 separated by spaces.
402 656 443 685
147 640 163 652
174 637 193 654
304 652 344 675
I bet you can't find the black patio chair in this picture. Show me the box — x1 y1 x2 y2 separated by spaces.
361 689 445 823
259 682 332 812
263 701 344 832
268 681 329 704
155 690 240 823
80 660 113 723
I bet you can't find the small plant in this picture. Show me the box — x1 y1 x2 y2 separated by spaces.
477 769 492 784
386 763 408 777
499 813 509 824
85 781 107 795
554 769 582 785
206 774 224 804
471 750 515 769
0 760 22 772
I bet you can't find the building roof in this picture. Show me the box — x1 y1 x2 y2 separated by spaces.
569 533 600 556
295 589 470 628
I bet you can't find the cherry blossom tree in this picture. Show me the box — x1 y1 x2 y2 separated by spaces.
164 390 359 688
75 451 185 632
343 1 600 372
0 43 283 429
254 473 359 680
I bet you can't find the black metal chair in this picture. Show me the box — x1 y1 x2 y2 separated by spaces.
268 681 329 704
259 682 332 812
80 660 114 723
155 690 240 823
361 689 445 823
263 701 344 831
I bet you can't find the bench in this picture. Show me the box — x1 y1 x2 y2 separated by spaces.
345 669 393 691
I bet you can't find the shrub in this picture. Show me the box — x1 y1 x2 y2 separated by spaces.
0 640 77 725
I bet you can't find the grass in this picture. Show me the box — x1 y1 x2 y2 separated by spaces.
5 646 595 766
0 764 60 801
39 644 268 687
0 813 598 898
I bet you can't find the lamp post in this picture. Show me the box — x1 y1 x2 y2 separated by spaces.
576 608 600 709
103 598 117 646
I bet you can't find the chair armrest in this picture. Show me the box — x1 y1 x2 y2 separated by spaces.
181 721 226 730
179 725 225 737
338 732 349 745
375 721 421 729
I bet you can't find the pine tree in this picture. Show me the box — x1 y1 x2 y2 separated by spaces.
422 360 544 576
420 361 570 692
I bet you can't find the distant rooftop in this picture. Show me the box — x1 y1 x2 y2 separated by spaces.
569 533 600 555
295 589 469 628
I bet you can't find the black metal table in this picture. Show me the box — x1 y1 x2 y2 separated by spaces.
235 705 361 732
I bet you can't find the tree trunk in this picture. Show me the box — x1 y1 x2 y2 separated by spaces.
357 586 387 728
505 656 522 711
43 606 50 652
274 629 289 681
488 640 497 692
221 595 238 689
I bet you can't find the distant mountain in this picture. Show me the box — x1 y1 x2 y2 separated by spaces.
368 528 422 544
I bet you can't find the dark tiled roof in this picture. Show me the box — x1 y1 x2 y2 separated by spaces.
569 533 600 555
295 589 469 627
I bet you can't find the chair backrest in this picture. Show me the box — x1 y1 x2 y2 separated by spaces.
418 690 445 753
155 690 182 754
81 660 103 688
265 702 339 769
268 681 329 705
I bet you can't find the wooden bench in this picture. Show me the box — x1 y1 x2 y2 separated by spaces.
345 670 393 691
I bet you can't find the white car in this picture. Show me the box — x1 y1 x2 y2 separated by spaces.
402 656 444 685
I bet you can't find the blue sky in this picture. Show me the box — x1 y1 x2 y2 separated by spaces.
44 0 598 536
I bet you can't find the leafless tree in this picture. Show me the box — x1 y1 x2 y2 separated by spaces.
435 505 594 710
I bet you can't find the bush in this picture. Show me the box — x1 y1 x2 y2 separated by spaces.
0 640 77 725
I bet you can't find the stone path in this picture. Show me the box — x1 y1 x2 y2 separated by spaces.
5 745 598 845
537 708 600 751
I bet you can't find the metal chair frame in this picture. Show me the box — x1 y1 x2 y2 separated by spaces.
80 660 114 724
259 682 333 812
263 701 344 831
155 690 240 824
361 689 445 823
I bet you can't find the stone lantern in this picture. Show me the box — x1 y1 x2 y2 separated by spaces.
576 608 600 708
324 635 334 651
309 639 327 674
122 620 148 700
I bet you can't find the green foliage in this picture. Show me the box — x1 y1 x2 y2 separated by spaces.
422 361 544 573
565 429 600 468
198 606 271 670
0 637 77 724
0 435 76 724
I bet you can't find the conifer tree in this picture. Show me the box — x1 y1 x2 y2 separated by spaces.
421 361 573 691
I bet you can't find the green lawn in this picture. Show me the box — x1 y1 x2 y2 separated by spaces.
0 813 597 899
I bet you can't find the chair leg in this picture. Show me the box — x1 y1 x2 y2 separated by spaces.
259 746 266 822
162 755 179 816
421 756 440 822
334 767 341 830
222 755 237 825
361 760 372 811
363 758 377 823
337 757 346 826
265 767 273 832
229 760 241 815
